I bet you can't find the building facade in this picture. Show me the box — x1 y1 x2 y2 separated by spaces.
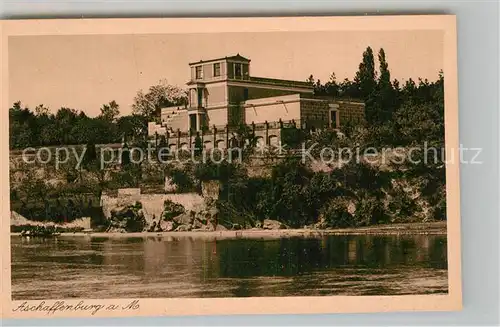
148 54 364 150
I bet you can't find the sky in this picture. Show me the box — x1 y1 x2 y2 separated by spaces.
9 30 443 117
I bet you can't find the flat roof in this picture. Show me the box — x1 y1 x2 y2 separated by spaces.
189 54 250 65
249 76 312 89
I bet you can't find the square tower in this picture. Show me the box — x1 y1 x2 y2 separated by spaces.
186 54 251 131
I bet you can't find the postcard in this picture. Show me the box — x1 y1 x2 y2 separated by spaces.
1 15 461 319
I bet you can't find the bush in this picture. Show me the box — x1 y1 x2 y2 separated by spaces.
281 127 305 149
387 184 420 222
11 194 103 224
168 167 196 192
353 196 388 226
320 199 354 228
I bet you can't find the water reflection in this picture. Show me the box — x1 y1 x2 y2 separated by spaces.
11 234 447 300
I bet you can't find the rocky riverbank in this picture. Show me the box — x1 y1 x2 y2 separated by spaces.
11 222 447 239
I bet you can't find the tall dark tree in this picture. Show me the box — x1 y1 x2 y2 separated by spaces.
121 142 131 167
83 142 98 167
376 48 398 122
365 48 398 124
193 134 203 157
354 46 377 101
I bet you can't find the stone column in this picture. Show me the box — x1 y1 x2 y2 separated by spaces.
265 121 269 146
213 125 217 148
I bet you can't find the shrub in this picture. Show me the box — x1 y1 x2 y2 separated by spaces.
168 167 196 192
353 196 388 226
320 199 354 228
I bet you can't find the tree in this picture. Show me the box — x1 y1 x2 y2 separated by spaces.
117 114 148 142
83 142 98 168
378 48 390 86
99 100 120 122
324 73 340 97
376 48 399 122
34 104 49 116
306 74 315 85
338 78 359 98
121 143 131 167
364 48 398 124
132 79 188 120
157 134 168 148
9 102 37 149
354 46 377 101
193 134 203 157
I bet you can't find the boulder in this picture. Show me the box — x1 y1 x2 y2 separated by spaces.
215 224 227 231
206 222 216 231
192 219 204 229
161 199 185 221
195 211 208 225
108 227 127 233
109 203 147 232
148 221 158 232
175 224 192 232
207 207 219 219
263 219 286 230
173 213 192 225
159 220 175 232
164 177 178 193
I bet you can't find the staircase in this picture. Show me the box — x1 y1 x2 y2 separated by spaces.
162 107 188 131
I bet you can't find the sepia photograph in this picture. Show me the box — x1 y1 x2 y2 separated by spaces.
2 16 461 317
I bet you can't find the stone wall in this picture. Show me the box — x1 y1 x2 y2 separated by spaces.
300 99 330 128
148 122 167 136
101 188 206 225
163 129 230 150
338 101 365 124
300 99 365 129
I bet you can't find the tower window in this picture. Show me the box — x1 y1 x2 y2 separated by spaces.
195 65 203 79
213 63 221 77
234 63 242 78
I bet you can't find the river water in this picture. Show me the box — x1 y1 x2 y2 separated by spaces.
11 234 447 300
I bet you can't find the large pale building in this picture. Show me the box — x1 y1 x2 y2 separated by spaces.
148 54 364 149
